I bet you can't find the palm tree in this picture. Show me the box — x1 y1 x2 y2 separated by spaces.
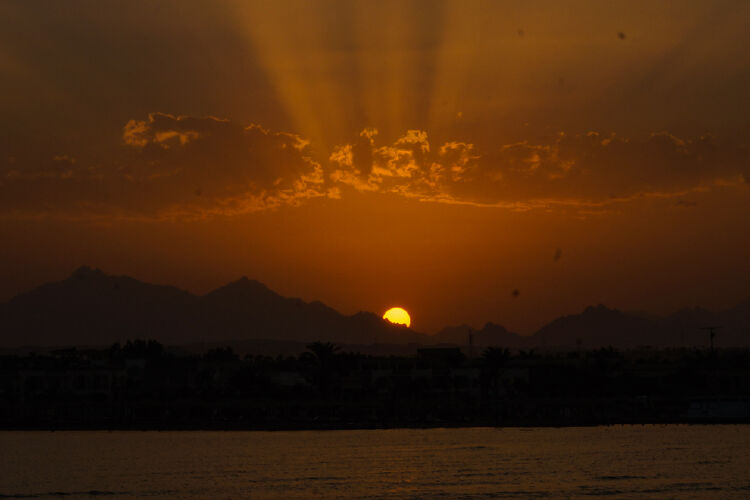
304 342 341 397
306 341 340 363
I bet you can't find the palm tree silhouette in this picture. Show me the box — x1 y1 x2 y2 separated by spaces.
304 342 341 397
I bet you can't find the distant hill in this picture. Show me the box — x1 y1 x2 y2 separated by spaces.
532 303 750 349
533 304 658 348
433 322 532 349
434 302 750 350
0 266 425 348
1 266 749 350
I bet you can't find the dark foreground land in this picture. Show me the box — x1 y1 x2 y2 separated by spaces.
2 340 750 429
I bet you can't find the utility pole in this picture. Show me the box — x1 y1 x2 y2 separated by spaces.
700 326 723 354
468 328 474 359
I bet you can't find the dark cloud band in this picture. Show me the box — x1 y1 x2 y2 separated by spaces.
1 114 747 219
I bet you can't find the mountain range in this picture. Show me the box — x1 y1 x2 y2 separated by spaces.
1 266 748 350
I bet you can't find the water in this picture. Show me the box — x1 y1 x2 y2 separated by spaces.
2 426 750 498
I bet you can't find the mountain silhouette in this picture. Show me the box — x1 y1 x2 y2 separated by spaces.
1 267 749 349
533 304 658 348
531 303 750 348
433 322 532 348
0 266 198 346
434 303 750 350
0 266 425 347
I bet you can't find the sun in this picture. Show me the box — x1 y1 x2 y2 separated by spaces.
383 307 411 328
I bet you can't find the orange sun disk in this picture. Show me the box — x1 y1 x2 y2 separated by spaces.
383 307 411 327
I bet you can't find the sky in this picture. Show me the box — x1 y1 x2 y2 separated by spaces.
1 0 749 334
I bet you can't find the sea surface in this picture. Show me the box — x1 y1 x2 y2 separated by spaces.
2 425 750 498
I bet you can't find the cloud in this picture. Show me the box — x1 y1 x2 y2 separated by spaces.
329 129 749 210
329 128 480 200
119 113 334 217
1 113 333 219
675 199 699 208
1 114 747 220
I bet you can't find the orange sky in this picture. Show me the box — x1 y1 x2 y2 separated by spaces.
1 1 749 334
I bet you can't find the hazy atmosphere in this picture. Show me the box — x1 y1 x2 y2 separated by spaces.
2 0 749 334
4 4 750 498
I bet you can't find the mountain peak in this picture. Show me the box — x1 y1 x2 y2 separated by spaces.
212 276 269 294
582 304 617 316
482 321 508 332
70 265 106 280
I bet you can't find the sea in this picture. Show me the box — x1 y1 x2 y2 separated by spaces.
2 425 750 498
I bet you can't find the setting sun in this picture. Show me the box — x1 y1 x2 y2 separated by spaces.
383 307 411 328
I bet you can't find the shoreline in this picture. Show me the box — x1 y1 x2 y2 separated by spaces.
3 418 749 432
